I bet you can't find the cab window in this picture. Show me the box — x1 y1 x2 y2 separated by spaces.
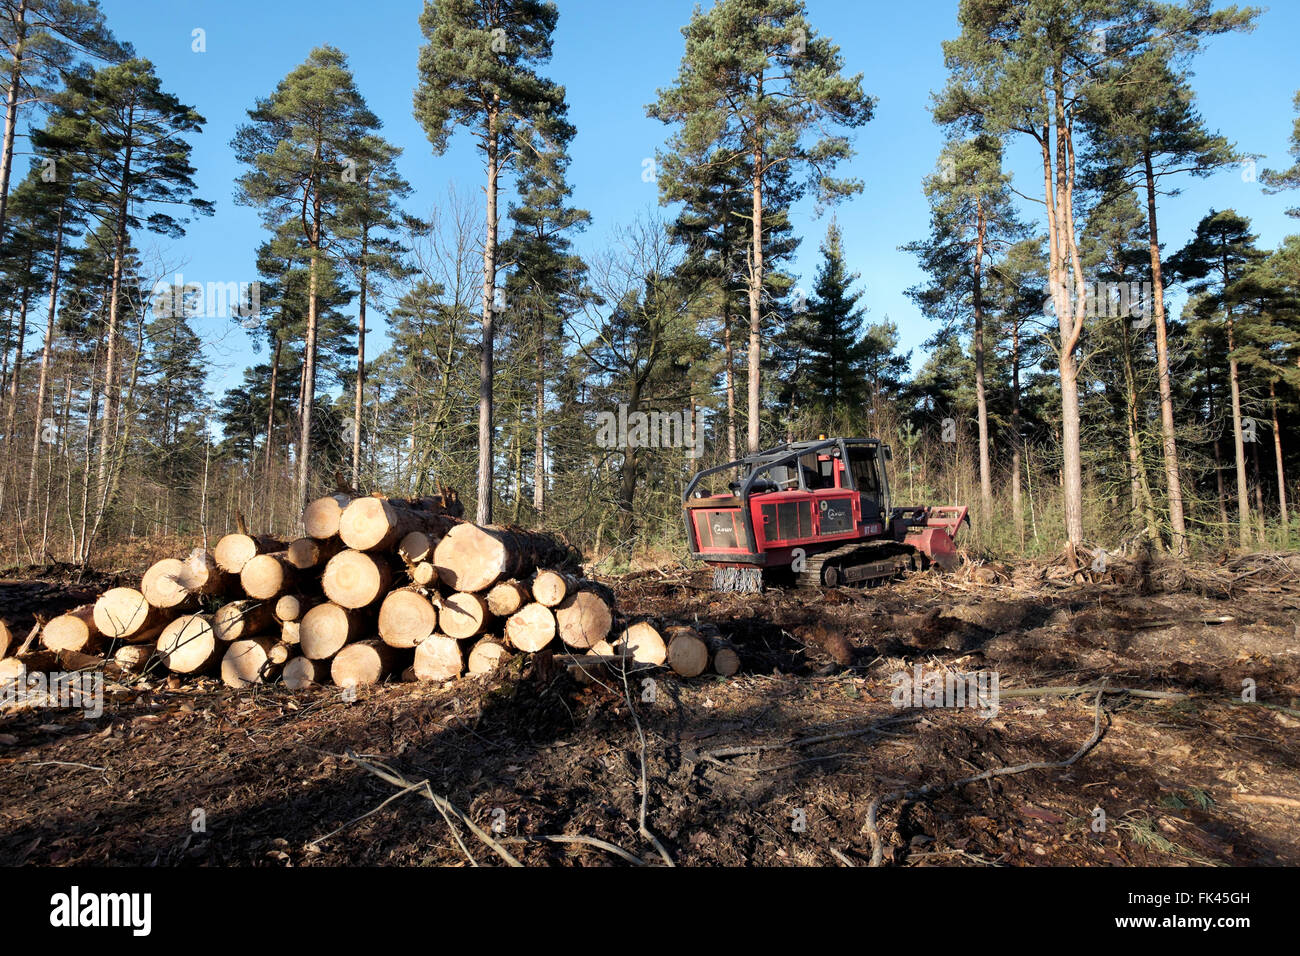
848 447 880 496
798 452 836 490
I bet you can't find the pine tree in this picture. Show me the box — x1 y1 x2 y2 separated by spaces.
0 0 127 238
233 45 378 513
334 134 412 488
789 218 872 425
904 134 1023 525
1168 209 1266 546
61 58 211 516
414 0 568 524
1263 90 1300 217
501 132 589 517
649 0 875 454
1079 11 1255 552
936 0 1251 547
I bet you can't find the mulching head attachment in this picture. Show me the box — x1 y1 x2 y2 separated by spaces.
712 566 764 593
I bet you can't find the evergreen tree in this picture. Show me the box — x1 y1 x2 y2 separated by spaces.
233 45 378 512
1262 90 1300 217
1168 209 1266 546
649 0 875 454
414 0 569 523
789 219 872 424
904 134 1023 523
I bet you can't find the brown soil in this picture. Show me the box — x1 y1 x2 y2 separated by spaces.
1 559 1298 867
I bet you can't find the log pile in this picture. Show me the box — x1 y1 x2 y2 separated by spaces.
0 489 741 693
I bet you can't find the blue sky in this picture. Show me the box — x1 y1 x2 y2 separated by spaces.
88 0 1300 403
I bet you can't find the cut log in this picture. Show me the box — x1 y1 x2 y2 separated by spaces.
338 496 459 552
113 644 153 672
322 549 393 609
434 524 571 593
303 493 352 539
439 591 491 640
283 656 329 690
665 626 709 678
332 639 402 688
157 615 220 675
555 589 614 650
178 547 235 597
410 561 437 586
212 599 275 643
286 536 342 571
377 588 438 649
141 557 197 611
267 642 293 666
486 579 530 617
532 569 577 607
213 532 285 574
0 619 10 657
299 602 366 660
0 649 101 681
241 551 298 600
467 638 511 675
398 530 432 563
712 647 741 677
221 635 281 688
412 633 463 682
274 593 320 623
94 587 165 641
613 621 667 667
505 603 556 652
280 620 300 646
41 605 101 653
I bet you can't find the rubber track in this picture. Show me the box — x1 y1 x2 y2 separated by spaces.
795 539 920 588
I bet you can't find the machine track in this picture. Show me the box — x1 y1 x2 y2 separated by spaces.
794 539 921 588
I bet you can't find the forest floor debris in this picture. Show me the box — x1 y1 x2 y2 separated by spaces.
1 553 1298 866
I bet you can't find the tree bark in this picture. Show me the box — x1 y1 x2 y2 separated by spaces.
477 103 500 525
1143 151 1186 553
1272 379 1288 530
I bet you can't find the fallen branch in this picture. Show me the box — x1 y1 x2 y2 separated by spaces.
1230 792 1300 810
617 662 674 867
693 714 921 767
862 687 1108 867
1000 684 1187 701
342 751 522 867
503 834 645 865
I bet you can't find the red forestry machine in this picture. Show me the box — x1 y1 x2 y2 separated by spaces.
684 437 968 592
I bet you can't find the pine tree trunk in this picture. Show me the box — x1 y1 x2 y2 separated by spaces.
0 0 26 240
1227 312 1250 548
1010 322 1024 548
97 127 134 506
1272 379 1289 530
747 140 764 455
1120 317 1160 543
972 207 992 526
298 240 320 516
1251 426 1265 543
28 206 66 511
724 312 737 462
533 309 545 515
1143 152 1186 554
477 105 500 525
264 337 280 486
1 283 29 509
1044 70 1084 546
352 233 368 488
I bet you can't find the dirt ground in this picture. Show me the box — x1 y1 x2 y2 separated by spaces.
1 555 1298 867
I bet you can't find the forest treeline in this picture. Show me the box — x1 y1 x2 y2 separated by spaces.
1 0 1299 569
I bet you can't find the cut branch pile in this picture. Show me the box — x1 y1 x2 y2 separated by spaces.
0 490 742 692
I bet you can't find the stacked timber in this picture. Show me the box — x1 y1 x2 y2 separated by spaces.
2 488 741 692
